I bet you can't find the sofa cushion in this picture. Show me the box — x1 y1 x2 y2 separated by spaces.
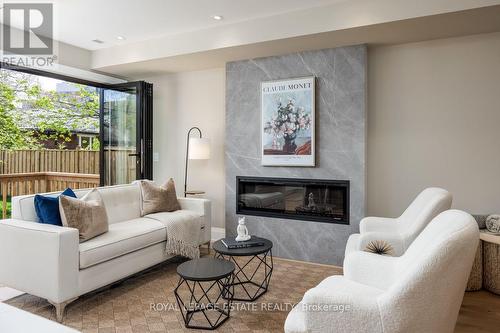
97 184 142 224
12 189 87 222
79 218 166 269
34 188 77 226
11 184 141 224
60 189 109 242
139 179 181 215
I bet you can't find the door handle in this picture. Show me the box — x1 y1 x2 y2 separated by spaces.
128 153 140 157
140 139 144 175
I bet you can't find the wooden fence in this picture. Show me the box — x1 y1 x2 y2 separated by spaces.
0 172 100 218
0 150 100 174
0 149 139 218
0 149 139 217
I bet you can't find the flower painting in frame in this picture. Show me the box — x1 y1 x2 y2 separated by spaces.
261 76 315 166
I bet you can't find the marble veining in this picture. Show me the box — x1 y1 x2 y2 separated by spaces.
225 45 367 265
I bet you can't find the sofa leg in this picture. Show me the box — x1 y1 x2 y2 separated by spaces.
48 298 77 323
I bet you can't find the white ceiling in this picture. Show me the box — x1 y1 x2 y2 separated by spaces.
1 0 347 50
3 0 500 76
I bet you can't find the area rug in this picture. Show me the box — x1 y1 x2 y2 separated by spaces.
6 255 340 333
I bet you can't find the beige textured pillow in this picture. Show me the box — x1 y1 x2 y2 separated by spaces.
59 188 109 242
139 178 181 215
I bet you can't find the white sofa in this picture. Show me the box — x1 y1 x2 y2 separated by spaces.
0 302 79 333
345 187 452 256
285 209 479 333
0 183 211 321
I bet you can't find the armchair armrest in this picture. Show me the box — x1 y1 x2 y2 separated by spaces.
360 216 398 233
0 219 79 303
344 251 399 290
286 277 383 333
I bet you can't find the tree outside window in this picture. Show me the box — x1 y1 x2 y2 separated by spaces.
0 68 100 150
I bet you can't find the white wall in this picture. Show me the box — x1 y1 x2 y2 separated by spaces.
368 32 500 216
139 31 500 229
56 41 92 70
142 69 226 228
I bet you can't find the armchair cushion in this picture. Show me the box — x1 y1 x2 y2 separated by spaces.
345 231 406 257
34 187 76 226
359 232 405 256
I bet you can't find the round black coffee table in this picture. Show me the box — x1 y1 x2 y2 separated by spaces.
174 257 235 330
212 237 273 302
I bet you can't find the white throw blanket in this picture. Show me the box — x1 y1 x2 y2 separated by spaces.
166 212 201 259
147 211 201 259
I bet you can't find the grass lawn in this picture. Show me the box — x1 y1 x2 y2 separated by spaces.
7 199 11 217
2 197 12 218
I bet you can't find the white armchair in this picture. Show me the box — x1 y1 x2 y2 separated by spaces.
285 210 479 333
345 187 452 256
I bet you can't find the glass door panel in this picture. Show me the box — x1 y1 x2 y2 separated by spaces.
101 86 138 185
100 81 153 186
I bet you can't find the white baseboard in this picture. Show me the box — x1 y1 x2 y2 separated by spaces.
211 227 225 241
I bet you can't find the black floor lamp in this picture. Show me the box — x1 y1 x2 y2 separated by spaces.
184 127 210 197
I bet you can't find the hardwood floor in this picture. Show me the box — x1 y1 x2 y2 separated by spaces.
455 290 500 333
2 256 499 332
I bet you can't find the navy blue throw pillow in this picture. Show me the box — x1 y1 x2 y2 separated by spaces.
34 188 77 226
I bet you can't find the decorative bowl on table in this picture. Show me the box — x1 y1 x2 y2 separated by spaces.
486 214 500 234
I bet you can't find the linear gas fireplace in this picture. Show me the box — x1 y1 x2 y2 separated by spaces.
236 176 349 224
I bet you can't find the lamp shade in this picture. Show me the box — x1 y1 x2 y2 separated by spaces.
188 137 210 159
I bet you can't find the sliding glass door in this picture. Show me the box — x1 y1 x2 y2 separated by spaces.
100 81 153 186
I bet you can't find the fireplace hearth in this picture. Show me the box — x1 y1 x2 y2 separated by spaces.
237 176 349 224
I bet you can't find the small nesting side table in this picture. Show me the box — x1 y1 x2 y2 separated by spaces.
212 237 273 302
174 258 235 330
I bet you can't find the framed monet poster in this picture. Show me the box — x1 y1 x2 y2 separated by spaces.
261 76 315 166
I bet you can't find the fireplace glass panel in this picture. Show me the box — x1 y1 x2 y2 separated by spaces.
237 177 349 224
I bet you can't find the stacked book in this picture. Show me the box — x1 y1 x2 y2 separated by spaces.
220 236 265 249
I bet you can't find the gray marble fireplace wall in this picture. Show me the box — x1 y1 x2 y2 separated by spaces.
225 45 366 266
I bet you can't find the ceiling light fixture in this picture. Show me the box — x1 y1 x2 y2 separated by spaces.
117 36 126 40
212 15 223 20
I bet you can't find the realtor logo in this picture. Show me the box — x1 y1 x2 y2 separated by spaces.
2 3 53 55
